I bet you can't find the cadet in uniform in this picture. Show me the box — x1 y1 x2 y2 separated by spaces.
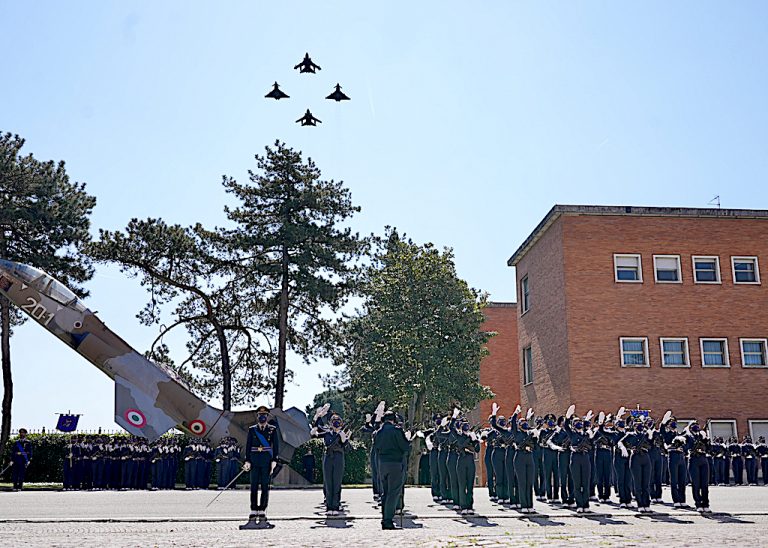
10 428 33 491
563 410 594 513
685 421 712 513
742 435 758 485
513 411 539 513
455 419 480 515
63 436 78 490
373 410 411 530
592 415 615 503
619 419 653 512
662 417 688 507
711 436 727 486
758 436 768 485
540 414 560 503
610 418 632 509
489 407 509 504
313 410 351 516
728 436 743 485
243 405 280 521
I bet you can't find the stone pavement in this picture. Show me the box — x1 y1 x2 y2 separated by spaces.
1 485 767 546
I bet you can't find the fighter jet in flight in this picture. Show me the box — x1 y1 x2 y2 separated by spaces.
296 109 321 126
294 53 321 74
265 82 290 100
325 83 351 102
0 259 310 457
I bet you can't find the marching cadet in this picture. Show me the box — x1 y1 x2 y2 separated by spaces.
592 413 615 503
215 438 229 489
610 416 632 509
435 414 452 503
201 439 213 489
728 436 744 485
373 410 411 530
183 438 197 489
711 436 727 486
10 428 33 491
243 405 280 522
150 439 163 490
80 436 93 490
550 415 575 508
63 435 78 490
757 436 768 485
563 408 595 513
313 409 352 516
92 436 106 490
540 414 560 503
513 409 539 514
662 416 688 507
423 414 443 502
445 409 462 508
489 405 509 504
685 421 712 512
112 437 125 490
533 416 546 502
619 417 653 512
168 437 181 489
646 417 664 503
742 435 759 485
455 419 480 515
480 425 497 501
504 407 520 510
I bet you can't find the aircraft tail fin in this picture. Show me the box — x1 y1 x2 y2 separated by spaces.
115 375 178 441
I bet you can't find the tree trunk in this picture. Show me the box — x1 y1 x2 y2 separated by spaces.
274 246 289 409
406 390 425 484
0 296 12 456
214 322 231 411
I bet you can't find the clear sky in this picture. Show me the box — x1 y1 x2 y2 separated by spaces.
2 2 767 430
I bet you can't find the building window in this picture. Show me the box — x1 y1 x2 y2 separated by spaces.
521 276 530 314
708 419 737 440
732 256 760 284
654 255 682 283
692 256 721 284
700 338 730 368
749 420 768 441
740 339 768 368
675 420 694 434
660 338 690 367
620 337 649 367
523 346 533 385
614 254 642 283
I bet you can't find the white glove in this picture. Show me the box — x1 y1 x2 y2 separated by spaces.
598 411 605 425
647 429 654 440
513 404 522 416
270 461 277 474
585 410 594 422
469 432 478 441
405 431 413 441
526 408 534 420
416 431 425 438
243 461 251 472
566 405 576 419
620 446 629 458
661 410 672 425
310 427 319 436
339 431 348 443
491 402 499 416
441 417 449 427
365 414 372 423
374 401 386 420
426 439 434 451
617 406 626 419
452 407 460 419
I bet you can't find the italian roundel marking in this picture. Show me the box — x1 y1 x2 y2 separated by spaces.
124 409 146 428
189 419 207 435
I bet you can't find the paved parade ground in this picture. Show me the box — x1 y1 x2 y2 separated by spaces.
1 485 767 547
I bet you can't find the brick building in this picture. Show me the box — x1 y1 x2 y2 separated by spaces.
505 205 768 442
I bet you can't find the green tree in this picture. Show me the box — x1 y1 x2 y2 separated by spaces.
0 133 96 453
87 219 275 410
340 229 493 481
223 141 367 409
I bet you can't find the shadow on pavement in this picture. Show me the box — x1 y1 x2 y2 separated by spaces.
702 513 754 524
637 514 694 524
398 516 424 529
310 518 353 529
524 515 567 526
580 514 628 525
463 516 498 527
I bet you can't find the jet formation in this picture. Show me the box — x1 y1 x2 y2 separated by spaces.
265 53 349 126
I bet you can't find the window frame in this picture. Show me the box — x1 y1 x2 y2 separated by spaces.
731 256 761 285
700 337 730 368
523 345 533 386
739 338 768 368
748 420 768 440
653 254 682 284
521 275 530 315
659 337 691 368
691 255 722 284
708 419 738 439
619 337 650 368
614 254 643 283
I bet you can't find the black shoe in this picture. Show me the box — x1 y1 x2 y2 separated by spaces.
382 522 397 530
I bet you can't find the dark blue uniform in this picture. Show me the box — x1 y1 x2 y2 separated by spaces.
246 423 280 514
11 436 33 490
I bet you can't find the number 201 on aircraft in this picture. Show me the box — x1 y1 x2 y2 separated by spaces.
21 297 54 326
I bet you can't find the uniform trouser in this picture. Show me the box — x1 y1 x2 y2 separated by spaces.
708 457 715 484
662 456 670 485
379 461 405 527
630 452 651 508
595 449 612 500
438 450 451 500
558 450 574 503
614 455 632 504
762 458 768 485
457 453 476 510
11 460 27 489
152 461 162 488
689 455 709 508
570 452 591 509
94 459 106 488
713 457 726 484
668 451 687 504
514 451 535 509
82 460 93 489
447 452 460 503
492 447 508 500
122 461 135 489
542 448 560 500
533 447 545 497
63 459 74 489
649 448 663 499
323 452 345 511
185 460 195 488
589 449 597 497
370 446 379 496
430 449 441 498
250 464 271 512
746 458 758 484
732 456 744 484
505 448 519 505
484 448 495 497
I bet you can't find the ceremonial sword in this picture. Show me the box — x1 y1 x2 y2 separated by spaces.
205 463 249 508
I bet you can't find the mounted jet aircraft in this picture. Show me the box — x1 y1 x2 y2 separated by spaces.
265 82 290 100
295 109 321 126
294 53 321 74
0 259 309 459
325 83 350 102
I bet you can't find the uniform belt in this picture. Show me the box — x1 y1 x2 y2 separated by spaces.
669 449 683 453
251 447 272 452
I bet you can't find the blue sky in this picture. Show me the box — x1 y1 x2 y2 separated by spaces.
2 2 767 430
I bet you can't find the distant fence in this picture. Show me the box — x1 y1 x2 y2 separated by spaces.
10 428 128 436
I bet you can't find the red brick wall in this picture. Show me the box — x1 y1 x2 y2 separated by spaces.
560 214 768 436
516 216 573 415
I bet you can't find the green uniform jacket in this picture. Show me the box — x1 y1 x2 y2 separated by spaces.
373 423 411 463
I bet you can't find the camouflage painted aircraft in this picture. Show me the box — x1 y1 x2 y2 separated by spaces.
0 259 309 459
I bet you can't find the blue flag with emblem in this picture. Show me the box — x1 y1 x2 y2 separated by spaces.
56 414 79 432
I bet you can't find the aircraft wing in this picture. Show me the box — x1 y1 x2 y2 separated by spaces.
114 375 179 440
